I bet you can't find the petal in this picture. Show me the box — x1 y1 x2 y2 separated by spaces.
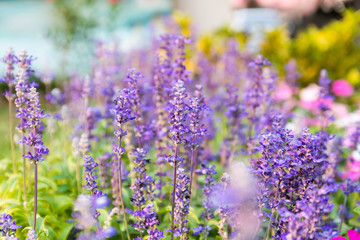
331 237 347 240
348 230 360 240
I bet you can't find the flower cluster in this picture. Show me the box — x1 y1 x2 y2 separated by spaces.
72 195 115 240
168 80 189 145
0 213 21 239
193 164 217 237
20 87 49 163
4 29 360 240
173 168 191 237
14 50 34 131
132 203 163 240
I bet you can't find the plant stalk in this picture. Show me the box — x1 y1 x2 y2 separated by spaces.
33 162 38 231
8 94 17 174
339 195 348 233
117 135 131 240
171 145 179 240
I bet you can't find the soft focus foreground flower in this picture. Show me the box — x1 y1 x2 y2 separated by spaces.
210 163 258 239
72 195 115 240
332 79 354 97
332 229 360 240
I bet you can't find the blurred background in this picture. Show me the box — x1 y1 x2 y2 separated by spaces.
1 0 360 84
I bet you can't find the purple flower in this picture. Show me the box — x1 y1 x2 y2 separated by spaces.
26 230 37 240
132 203 160 233
18 86 49 163
83 155 106 219
1 47 18 85
173 168 190 237
187 91 210 149
196 164 216 232
72 195 114 239
0 213 21 239
172 35 192 84
14 50 35 131
168 80 189 145
110 157 129 207
112 89 136 131
244 55 275 136
147 227 164 240
98 153 111 189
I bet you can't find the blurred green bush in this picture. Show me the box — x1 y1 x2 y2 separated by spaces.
261 10 360 87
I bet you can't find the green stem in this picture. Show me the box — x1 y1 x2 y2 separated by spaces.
339 195 348 233
171 145 179 240
21 131 27 202
117 135 131 240
8 96 17 174
33 162 38 231
76 156 81 195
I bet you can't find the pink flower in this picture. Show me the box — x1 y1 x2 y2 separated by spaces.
331 103 349 118
274 83 293 102
255 0 320 15
332 79 354 97
343 161 360 181
229 0 249 8
333 229 360 240
108 0 120 5
300 98 333 112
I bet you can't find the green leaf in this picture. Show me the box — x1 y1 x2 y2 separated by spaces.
354 207 360 214
349 219 360 228
54 195 74 213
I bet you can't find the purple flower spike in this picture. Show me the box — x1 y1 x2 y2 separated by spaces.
168 80 189 145
173 168 190 237
0 213 21 239
1 47 18 86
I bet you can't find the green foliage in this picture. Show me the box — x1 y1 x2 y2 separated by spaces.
260 10 360 87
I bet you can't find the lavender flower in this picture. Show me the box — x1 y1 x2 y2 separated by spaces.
14 54 48 235
284 59 300 89
1 48 19 176
173 168 190 238
0 213 21 239
222 83 247 164
167 79 190 240
111 88 136 240
173 35 191 84
14 50 33 132
26 230 37 240
132 203 163 239
187 86 210 195
125 68 152 147
21 87 49 163
216 173 230 239
1 47 18 85
251 113 337 238
98 153 111 189
244 55 274 136
194 164 216 237
130 148 152 208
168 80 189 145
317 69 334 129
72 195 115 240
110 157 129 207
83 155 106 199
